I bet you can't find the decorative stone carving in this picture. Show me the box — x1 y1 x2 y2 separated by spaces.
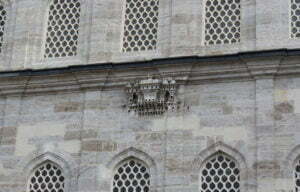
126 77 177 116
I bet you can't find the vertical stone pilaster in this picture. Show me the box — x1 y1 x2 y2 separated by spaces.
256 78 275 135
1 95 22 150
255 78 276 192
0 95 23 191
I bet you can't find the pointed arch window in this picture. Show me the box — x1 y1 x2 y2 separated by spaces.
295 158 300 192
0 2 7 53
44 0 81 58
27 161 65 192
200 153 240 192
113 159 150 192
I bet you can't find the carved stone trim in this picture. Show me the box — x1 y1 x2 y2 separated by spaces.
1 49 300 95
126 77 177 116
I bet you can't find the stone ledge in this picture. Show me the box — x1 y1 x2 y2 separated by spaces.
0 49 300 95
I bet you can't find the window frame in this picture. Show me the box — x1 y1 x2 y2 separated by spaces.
112 158 151 192
0 0 15 69
289 0 300 39
193 142 248 192
26 160 67 192
42 0 82 59
294 158 300 192
120 0 160 53
202 0 242 46
106 148 159 192
26 0 91 68
199 152 241 192
0 1 8 54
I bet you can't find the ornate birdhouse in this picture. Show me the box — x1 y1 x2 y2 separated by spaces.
126 77 177 116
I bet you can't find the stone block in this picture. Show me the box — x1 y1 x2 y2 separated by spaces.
82 140 118 152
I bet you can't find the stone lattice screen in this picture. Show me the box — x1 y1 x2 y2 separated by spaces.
44 0 81 58
200 153 240 192
295 159 300 192
27 162 65 192
0 3 7 53
204 0 241 45
291 0 300 38
113 159 150 192
122 0 159 52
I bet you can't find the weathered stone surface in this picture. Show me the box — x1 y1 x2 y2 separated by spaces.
64 130 98 140
275 102 294 114
54 102 83 112
0 126 17 138
1 1 300 192
81 140 118 152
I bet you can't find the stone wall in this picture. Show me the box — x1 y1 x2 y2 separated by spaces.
0 0 297 71
1 51 300 192
0 0 300 190
0 81 254 192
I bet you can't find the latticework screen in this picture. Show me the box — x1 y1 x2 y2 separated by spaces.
44 0 81 58
122 0 159 52
113 159 150 192
291 0 300 38
295 159 300 192
0 3 7 53
200 153 240 192
204 0 241 45
27 162 65 192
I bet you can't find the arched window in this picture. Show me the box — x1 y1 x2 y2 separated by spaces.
0 2 7 53
200 153 240 192
291 0 300 38
113 159 150 192
204 0 241 45
27 161 65 192
122 0 159 52
44 0 81 58
295 158 300 192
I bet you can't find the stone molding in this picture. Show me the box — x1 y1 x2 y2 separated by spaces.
107 147 156 170
14 143 251 192
126 77 178 116
0 49 300 95
106 147 158 192
25 0 91 69
193 141 248 192
284 144 300 178
18 147 78 192
193 141 247 169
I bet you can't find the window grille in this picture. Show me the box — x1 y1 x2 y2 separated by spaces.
44 0 81 58
204 0 241 45
113 159 150 192
295 159 300 192
27 161 65 192
122 0 159 52
0 3 7 53
291 0 300 38
200 153 240 192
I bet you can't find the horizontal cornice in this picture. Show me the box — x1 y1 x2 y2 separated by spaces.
1 49 300 95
